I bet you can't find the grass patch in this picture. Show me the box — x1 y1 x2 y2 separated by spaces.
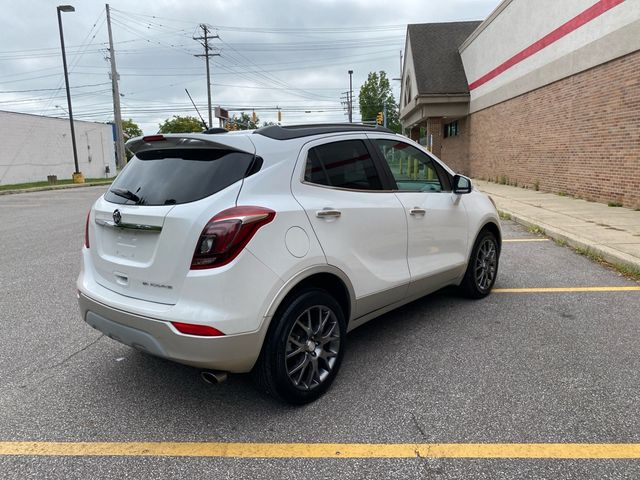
527 225 546 235
557 191 567 197
608 201 623 207
0 177 114 191
498 211 511 221
572 246 640 282
516 221 640 282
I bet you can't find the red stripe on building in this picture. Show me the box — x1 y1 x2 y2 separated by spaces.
468 0 625 91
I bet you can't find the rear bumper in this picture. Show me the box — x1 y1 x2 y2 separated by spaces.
78 292 264 373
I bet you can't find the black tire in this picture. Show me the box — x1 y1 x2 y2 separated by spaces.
459 230 499 299
253 288 346 405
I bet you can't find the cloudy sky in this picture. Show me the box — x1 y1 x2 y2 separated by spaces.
1 0 500 134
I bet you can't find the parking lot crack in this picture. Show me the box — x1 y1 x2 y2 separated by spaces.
0 334 106 400
410 412 427 439
47 334 104 371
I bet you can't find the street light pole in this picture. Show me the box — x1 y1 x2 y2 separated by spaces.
56 5 82 181
348 70 353 123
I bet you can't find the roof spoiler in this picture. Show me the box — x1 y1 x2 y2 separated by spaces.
125 133 253 156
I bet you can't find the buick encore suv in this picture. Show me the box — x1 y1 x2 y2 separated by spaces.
77 124 501 404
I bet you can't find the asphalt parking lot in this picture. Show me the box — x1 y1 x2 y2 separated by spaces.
0 186 639 479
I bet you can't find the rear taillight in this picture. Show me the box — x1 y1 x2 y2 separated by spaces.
84 211 90 248
191 206 275 269
171 322 225 337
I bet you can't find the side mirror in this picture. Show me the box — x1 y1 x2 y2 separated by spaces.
453 174 472 194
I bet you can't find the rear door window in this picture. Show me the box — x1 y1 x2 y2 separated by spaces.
373 139 444 193
304 140 383 190
105 148 255 206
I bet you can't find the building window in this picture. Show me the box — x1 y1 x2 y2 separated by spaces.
444 120 459 138
404 76 412 106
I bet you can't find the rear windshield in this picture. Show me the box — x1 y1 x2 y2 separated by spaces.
105 148 255 206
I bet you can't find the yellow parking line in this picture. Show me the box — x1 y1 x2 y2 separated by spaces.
0 442 639 459
503 238 550 243
493 286 640 293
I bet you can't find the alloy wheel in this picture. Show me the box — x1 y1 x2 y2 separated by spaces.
474 238 497 291
285 305 341 391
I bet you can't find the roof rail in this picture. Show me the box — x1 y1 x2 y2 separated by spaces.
203 128 228 134
254 123 395 140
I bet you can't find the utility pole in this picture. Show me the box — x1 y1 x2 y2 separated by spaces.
340 91 350 120
105 4 125 169
348 70 353 123
194 24 220 129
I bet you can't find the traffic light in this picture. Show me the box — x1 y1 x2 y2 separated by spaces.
376 112 383 125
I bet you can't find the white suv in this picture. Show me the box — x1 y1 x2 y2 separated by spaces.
78 124 501 404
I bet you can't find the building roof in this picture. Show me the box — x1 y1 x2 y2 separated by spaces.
407 21 482 95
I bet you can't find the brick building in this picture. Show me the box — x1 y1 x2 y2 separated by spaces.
400 0 640 208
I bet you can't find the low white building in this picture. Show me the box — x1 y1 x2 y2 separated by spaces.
0 110 116 185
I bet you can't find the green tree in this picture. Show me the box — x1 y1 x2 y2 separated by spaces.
121 118 142 140
158 115 205 133
358 71 401 133
227 112 259 130
119 118 143 161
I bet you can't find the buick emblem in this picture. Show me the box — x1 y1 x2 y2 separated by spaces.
113 209 122 225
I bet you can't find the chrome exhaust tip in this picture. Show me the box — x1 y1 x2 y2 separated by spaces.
201 370 228 384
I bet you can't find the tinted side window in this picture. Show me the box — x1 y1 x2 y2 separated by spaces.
304 140 382 191
374 139 443 192
105 148 254 206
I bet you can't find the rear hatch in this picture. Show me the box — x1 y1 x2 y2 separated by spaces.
90 134 257 304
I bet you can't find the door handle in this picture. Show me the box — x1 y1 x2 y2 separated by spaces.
409 207 426 216
316 209 342 219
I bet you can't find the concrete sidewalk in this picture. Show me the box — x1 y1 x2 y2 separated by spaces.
475 180 640 273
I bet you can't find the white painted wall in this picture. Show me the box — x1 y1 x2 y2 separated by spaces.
0 111 116 185
460 0 640 112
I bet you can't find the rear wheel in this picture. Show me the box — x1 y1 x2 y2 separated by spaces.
460 230 499 299
253 288 346 404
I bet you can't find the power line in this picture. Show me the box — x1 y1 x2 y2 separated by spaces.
0 82 111 94
110 8 406 33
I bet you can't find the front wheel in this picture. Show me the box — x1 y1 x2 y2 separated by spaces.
253 289 346 405
459 230 499 299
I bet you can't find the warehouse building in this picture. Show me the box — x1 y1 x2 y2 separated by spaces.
400 0 640 208
0 110 116 186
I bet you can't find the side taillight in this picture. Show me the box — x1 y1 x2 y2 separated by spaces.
171 322 225 337
84 211 90 248
191 206 275 269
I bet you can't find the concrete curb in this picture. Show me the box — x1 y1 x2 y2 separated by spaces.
498 207 640 273
0 181 112 196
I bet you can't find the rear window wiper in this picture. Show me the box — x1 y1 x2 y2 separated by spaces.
110 187 141 204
